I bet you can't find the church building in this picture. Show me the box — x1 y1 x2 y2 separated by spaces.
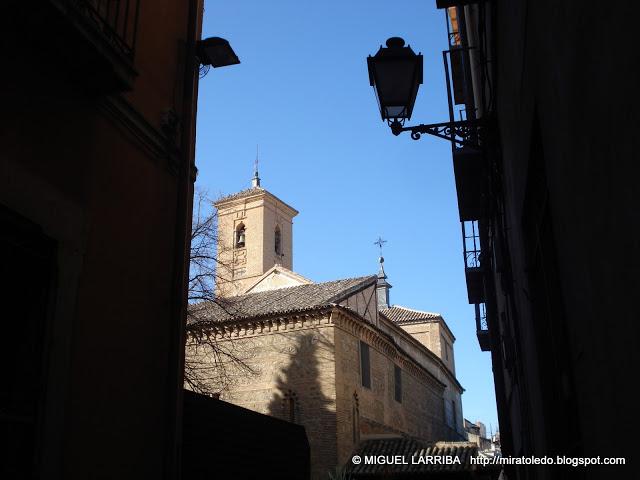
187 173 466 479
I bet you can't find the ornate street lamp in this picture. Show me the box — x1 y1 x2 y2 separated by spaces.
367 37 423 124
367 37 480 148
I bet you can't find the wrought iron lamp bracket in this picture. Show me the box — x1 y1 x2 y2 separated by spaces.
389 119 482 149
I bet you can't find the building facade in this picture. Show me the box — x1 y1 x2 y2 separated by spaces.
1 1 203 477
427 1 637 479
464 419 492 452
187 182 465 479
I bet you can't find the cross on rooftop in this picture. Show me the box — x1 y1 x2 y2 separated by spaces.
374 236 387 256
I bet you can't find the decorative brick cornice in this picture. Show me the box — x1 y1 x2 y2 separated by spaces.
188 306 333 341
329 307 447 392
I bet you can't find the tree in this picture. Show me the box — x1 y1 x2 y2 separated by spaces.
184 189 257 396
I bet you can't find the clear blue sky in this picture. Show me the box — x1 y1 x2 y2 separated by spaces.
196 0 498 433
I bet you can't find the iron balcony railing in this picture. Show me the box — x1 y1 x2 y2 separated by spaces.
463 220 491 351
475 303 488 332
462 220 481 269
475 302 491 351
462 220 484 305
65 0 140 59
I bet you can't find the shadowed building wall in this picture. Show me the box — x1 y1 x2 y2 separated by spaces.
1 1 203 477
182 390 310 480
432 2 639 479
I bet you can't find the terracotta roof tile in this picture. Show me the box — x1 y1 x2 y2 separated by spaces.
213 187 265 204
190 276 376 324
380 305 443 325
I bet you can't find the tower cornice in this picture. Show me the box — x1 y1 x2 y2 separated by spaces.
214 187 299 217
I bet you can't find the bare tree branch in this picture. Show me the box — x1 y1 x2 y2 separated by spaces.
184 188 258 396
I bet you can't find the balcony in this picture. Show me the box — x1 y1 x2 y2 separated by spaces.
443 5 474 112
475 303 491 351
462 220 485 304
7 0 140 93
453 148 486 221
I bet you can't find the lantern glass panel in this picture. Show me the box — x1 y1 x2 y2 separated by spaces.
368 39 423 122
374 58 418 118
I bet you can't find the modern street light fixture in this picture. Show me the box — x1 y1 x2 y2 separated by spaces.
197 37 240 77
367 37 480 148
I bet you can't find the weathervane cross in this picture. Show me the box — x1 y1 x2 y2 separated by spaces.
374 236 387 256
254 144 259 176
252 144 261 187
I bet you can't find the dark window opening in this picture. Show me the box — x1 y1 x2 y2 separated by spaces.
288 397 295 423
444 398 455 430
1 205 56 477
452 400 457 430
282 390 298 423
394 366 402 403
360 341 371 388
352 393 360 444
274 226 282 255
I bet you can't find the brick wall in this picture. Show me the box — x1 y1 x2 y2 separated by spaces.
186 306 465 478
186 314 338 480
333 311 452 467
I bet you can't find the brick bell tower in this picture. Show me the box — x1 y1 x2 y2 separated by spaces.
214 166 298 297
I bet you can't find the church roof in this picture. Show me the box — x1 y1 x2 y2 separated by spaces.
190 275 376 324
380 305 443 324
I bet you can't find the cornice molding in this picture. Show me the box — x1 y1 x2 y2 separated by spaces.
99 95 182 176
380 314 464 393
215 189 299 217
329 308 447 392
188 307 333 340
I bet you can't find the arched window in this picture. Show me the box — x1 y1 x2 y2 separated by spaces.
235 223 245 248
274 225 282 255
282 390 298 423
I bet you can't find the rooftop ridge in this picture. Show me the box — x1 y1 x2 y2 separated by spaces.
189 275 377 324
387 305 442 317
228 274 375 300
213 186 264 204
